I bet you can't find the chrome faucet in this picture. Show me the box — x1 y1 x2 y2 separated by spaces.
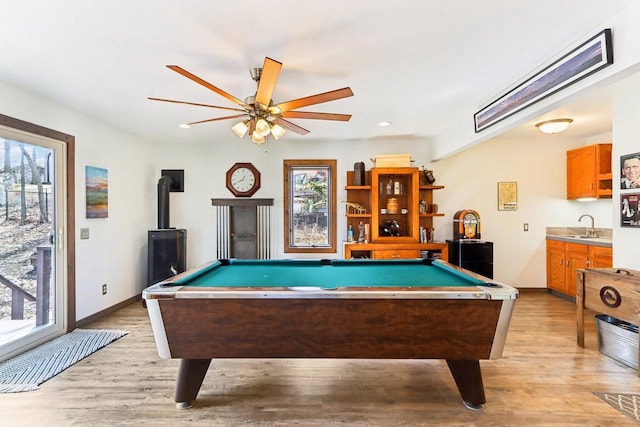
578 214 598 237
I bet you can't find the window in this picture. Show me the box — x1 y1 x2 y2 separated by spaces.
283 159 336 253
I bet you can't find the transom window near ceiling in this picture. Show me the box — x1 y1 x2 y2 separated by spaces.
283 160 337 253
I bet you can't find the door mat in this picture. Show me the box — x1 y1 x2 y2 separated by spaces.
0 328 128 393
594 392 640 424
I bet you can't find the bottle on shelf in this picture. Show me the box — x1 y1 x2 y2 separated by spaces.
347 225 354 242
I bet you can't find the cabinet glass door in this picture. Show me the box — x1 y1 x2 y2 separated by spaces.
371 168 418 242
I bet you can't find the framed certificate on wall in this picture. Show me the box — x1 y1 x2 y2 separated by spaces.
498 182 517 211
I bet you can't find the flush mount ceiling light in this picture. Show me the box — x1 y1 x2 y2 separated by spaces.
150 57 353 146
535 118 573 134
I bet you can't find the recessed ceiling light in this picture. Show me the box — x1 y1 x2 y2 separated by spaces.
179 124 190 129
378 121 391 127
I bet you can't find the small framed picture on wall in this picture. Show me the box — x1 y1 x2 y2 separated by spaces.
620 192 640 227
620 152 640 189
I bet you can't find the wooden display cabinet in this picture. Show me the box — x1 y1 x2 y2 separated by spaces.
566 143 612 199
344 167 447 260
371 168 419 242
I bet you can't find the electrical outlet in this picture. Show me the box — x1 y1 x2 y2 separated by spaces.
523 223 529 232
102 284 107 295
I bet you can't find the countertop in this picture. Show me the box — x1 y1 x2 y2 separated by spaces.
546 227 612 248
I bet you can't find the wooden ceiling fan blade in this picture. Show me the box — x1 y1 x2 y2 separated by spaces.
254 57 282 106
274 87 353 112
273 118 310 135
187 113 248 126
281 111 352 121
148 97 247 112
167 65 251 109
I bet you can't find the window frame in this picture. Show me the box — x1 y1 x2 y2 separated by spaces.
283 159 337 253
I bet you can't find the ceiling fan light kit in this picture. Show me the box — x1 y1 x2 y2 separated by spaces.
231 120 249 138
150 57 353 145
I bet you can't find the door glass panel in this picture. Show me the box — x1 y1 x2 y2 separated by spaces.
0 128 64 359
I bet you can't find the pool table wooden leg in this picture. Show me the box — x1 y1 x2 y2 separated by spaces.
174 358 212 409
446 360 486 410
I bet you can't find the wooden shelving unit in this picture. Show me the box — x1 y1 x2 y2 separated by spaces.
344 167 447 260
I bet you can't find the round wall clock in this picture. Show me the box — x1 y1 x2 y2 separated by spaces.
226 162 261 197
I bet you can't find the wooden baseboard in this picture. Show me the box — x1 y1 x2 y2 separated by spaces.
516 288 550 294
548 289 576 302
76 294 141 328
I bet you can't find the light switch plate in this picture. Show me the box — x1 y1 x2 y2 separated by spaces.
80 228 90 239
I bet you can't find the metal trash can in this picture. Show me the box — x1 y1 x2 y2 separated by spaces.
595 314 639 369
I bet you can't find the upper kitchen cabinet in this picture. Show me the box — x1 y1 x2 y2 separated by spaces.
566 143 612 199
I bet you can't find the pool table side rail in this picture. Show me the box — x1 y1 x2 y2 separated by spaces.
143 284 518 301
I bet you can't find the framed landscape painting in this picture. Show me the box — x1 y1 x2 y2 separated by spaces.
474 29 612 132
86 166 108 218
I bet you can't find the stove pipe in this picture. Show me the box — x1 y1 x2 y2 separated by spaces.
157 175 172 229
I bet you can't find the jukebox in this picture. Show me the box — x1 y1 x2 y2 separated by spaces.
452 209 481 240
448 210 493 278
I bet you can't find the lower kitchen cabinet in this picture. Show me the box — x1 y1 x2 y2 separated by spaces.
589 245 613 268
564 243 588 297
546 239 612 297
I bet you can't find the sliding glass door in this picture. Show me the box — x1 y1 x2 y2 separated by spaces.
0 124 68 362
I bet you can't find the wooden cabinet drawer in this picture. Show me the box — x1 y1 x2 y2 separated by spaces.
373 249 419 259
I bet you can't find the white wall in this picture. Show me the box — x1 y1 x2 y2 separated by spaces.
3 0 640 322
154 129 618 289
154 136 432 266
0 80 155 321
432 0 640 161
429 136 613 288
0 74 629 327
612 74 640 270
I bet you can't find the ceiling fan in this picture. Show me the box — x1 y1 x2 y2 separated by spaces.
149 57 353 144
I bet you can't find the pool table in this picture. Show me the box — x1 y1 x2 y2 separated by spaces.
143 258 518 410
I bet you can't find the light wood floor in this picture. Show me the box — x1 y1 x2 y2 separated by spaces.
0 292 638 426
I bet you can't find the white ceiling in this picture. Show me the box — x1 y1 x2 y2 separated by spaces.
0 1 633 148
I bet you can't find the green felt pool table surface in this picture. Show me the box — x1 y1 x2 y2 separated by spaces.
172 258 489 289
